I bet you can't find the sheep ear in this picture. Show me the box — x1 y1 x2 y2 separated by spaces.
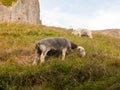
77 46 85 52
77 46 82 51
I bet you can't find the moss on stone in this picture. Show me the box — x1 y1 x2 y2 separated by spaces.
0 0 17 6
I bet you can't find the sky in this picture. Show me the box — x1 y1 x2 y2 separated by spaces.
40 0 120 30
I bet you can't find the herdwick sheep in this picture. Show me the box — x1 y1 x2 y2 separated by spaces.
33 37 85 65
72 29 93 38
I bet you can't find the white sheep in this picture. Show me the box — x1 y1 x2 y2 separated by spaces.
72 29 93 38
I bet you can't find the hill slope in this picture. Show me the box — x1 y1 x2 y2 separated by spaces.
0 23 120 89
93 29 120 38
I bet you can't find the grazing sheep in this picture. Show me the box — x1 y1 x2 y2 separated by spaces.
33 37 85 65
72 29 93 38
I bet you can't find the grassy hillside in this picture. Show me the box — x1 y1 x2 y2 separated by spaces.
94 29 120 38
0 0 17 6
0 23 120 90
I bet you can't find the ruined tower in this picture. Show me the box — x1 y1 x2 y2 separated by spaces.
0 0 40 24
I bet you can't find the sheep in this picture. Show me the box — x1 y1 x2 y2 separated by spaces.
72 29 93 38
32 37 85 65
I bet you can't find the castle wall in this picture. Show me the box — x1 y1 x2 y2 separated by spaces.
0 0 40 24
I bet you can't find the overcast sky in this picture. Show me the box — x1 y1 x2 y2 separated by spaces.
40 0 120 30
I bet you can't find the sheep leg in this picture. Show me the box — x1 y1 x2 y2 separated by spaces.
62 48 67 60
33 51 40 65
78 32 81 37
40 49 50 63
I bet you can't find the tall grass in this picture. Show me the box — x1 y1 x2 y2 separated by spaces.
0 23 120 89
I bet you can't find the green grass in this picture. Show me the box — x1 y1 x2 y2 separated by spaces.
0 0 17 6
0 23 120 90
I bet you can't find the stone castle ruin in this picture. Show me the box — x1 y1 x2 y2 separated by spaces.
0 0 40 24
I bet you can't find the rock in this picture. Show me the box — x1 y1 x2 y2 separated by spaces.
0 0 40 24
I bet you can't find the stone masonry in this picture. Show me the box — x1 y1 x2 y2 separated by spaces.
0 0 40 24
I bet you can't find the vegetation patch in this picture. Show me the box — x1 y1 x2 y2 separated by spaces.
0 0 17 6
0 23 120 89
